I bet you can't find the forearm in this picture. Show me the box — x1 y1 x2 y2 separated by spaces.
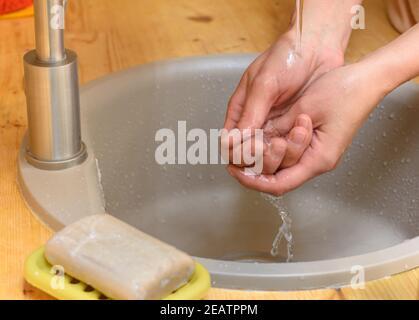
288 0 364 52
359 23 419 97
347 22 419 121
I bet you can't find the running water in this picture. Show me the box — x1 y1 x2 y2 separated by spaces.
287 0 304 68
256 0 303 263
295 0 304 53
262 194 294 263
260 0 303 263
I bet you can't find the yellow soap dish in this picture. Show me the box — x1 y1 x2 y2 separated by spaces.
24 247 211 300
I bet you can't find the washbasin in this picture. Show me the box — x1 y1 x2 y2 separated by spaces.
18 54 419 291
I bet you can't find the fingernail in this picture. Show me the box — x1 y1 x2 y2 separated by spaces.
290 131 306 144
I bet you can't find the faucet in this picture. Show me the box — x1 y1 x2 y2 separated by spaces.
23 0 87 170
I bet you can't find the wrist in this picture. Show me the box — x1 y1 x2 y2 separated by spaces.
287 23 348 55
281 29 345 73
286 0 363 53
345 61 394 118
358 24 419 96
356 52 411 103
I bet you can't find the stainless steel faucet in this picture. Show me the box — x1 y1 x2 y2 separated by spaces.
23 0 87 170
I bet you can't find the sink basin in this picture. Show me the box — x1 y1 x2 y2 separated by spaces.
18 54 419 291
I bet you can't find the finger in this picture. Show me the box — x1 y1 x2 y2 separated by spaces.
272 161 320 195
262 137 287 174
220 129 256 166
228 130 264 168
224 52 270 130
263 111 311 140
224 73 248 130
227 165 277 193
236 72 278 130
281 115 313 168
227 160 320 196
264 107 300 137
230 137 252 167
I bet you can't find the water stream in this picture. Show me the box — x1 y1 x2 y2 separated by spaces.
260 0 303 263
295 0 304 52
262 194 294 263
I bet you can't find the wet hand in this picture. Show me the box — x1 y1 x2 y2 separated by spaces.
227 62 387 195
223 31 343 176
223 31 344 132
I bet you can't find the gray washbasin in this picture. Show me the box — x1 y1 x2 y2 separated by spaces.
18 54 419 291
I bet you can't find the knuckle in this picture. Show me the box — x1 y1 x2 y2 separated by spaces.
321 52 345 69
253 72 278 91
227 95 239 109
247 65 259 78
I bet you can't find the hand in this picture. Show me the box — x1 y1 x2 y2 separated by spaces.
223 31 344 173
227 61 389 195
223 0 364 174
224 31 344 131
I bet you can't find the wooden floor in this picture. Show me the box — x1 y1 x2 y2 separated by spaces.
0 0 418 300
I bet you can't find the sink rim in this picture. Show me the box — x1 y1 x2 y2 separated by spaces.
19 53 419 291
196 237 419 290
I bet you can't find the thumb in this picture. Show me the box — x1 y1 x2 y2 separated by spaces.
263 106 302 137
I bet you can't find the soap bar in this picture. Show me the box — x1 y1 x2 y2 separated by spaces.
45 214 195 300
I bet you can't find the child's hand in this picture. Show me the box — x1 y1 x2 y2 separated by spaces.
222 30 343 177
263 114 313 173
222 114 313 176
227 62 388 195
224 32 344 132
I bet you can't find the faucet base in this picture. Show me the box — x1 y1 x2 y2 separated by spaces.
25 142 88 171
24 49 84 170
18 136 105 230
